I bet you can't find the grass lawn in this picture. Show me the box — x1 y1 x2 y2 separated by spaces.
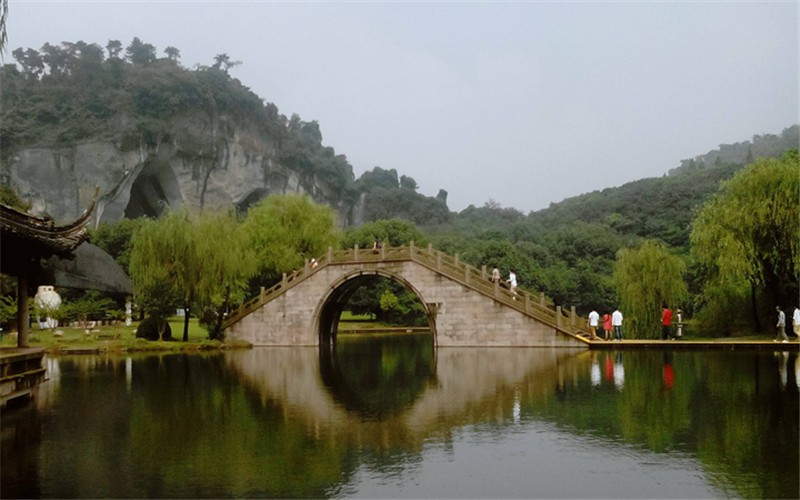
0 317 250 353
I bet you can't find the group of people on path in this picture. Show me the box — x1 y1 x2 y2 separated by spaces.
588 305 681 341
588 309 624 341
774 306 800 343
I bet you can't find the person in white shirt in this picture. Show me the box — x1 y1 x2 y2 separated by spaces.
792 307 800 340
774 306 788 342
612 308 623 341
588 310 600 340
508 271 517 299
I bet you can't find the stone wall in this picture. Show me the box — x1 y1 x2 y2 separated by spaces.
226 261 585 348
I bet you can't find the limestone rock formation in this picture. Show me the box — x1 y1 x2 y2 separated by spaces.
4 114 356 227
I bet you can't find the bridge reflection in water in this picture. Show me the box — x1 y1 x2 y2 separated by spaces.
225 336 589 443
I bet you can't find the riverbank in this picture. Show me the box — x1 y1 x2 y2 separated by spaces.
0 318 251 354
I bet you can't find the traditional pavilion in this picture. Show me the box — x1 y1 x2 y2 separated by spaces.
0 193 132 347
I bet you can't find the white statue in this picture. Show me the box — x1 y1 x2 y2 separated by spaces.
125 298 133 326
34 285 62 329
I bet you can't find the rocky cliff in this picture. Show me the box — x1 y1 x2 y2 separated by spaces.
3 112 358 227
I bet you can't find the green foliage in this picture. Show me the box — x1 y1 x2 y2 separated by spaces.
129 208 257 340
242 194 340 274
89 218 146 274
0 184 31 210
1 39 356 200
0 294 15 328
341 219 428 249
690 150 800 331
613 240 688 339
58 290 119 323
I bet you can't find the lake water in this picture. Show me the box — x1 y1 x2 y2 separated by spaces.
2 335 798 499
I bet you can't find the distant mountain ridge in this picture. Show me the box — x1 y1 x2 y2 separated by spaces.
668 125 798 175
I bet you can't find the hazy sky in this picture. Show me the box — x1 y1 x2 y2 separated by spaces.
6 1 798 213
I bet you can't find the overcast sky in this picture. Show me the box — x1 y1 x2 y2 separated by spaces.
6 1 798 213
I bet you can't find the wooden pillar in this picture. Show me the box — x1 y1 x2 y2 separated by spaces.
17 270 29 348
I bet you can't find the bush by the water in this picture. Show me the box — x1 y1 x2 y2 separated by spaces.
135 317 173 341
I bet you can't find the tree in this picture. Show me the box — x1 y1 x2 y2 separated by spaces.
690 150 800 332
164 46 181 63
193 209 257 339
129 208 257 341
128 212 186 340
241 194 341 277
126 37 156 65
341 219 428 249
613 240 688 339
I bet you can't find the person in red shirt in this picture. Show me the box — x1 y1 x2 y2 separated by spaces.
662 305 673 340
602 313 612 341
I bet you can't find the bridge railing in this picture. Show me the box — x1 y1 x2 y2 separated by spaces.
223 244 592 338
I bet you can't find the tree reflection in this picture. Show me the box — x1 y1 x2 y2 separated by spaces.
319 333 436 420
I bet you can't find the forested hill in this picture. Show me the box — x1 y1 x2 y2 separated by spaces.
0 39 450 226
518 125 798 250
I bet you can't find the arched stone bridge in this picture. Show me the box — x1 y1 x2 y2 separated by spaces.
223 244 591 347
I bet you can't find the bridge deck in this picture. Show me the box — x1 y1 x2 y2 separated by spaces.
224 244 593 342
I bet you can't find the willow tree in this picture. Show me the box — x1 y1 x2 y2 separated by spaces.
690 150 800 331
613 240 688 339
129 212 186 340
192 209 257 339
241 194 341 277
129 208 257 341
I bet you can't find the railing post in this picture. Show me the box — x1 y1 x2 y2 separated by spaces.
353 244 359 261
540 293 545 307
481 265 486 280
570 306 576 326
260 286 265 300
454 253 459 267
494 280 499 297
437 253 442 270
282 273 287 287
428 243 433 254
525 294 530 313
304 258 309 270
327 246 333 262
464 266 470 284
556 306 562 328
380 243 385 260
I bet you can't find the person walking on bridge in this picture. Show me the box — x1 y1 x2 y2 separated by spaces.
491 266 500 284
508 271 517 300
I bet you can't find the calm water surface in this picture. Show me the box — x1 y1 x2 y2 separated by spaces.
2 335 798 499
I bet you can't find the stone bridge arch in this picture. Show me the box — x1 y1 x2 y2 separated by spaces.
224 245 589 347
314 268 438 345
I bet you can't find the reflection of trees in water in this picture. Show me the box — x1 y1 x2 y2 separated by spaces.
530 350 800 500
320 333 436 420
